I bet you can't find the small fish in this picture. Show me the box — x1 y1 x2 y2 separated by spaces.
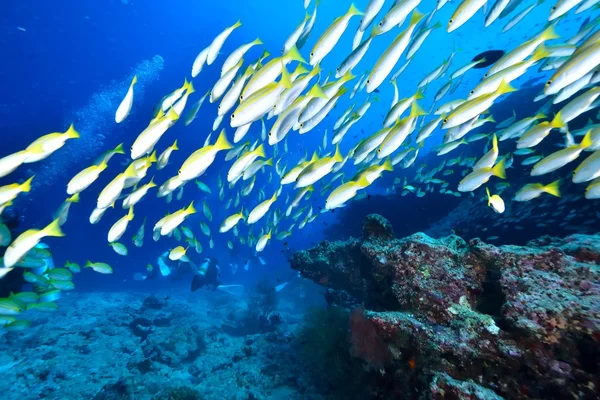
85 261 113 274
486 188 505 213
514 180 561 201
109 242 128 256
115 75 137 123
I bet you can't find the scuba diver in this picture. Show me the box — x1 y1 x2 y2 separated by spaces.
150 252 221 292
190 257 221 292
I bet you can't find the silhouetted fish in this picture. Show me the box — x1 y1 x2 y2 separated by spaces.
471 50 505 68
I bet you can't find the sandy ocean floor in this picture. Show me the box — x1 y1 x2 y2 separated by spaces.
0 289 325 400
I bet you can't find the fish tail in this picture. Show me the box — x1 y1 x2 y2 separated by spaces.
285 45 307 64
410 9 425 25
410 102 428 118
333 145 343 162
280 63 293 89
127 206 134 220
491 159 507 179
172 139 179 151
543 180 561 197
21 176 34 193
308 83 328 99
383 158 393 172
540 24 559 42
492 134 498 152
532 44 550 61
113 143 125 155
42 218 65 238
254 144 266 158
496 80 516 95
131 75 138 86
215 129 234 150
550 112 565 129
579 130 593 149
347 3 364 16
67 193 80 203
186 201 197 215
65 124 80 139
253 37 263 45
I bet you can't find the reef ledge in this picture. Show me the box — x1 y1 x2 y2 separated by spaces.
291 214 600 400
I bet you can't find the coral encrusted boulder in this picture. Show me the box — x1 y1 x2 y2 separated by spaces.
290 215 600 400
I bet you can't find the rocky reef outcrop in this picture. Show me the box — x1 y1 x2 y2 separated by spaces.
290 214 600 400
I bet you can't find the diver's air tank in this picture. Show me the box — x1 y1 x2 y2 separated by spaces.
197 258 210 277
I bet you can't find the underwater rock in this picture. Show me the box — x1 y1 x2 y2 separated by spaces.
291 214 600 399
363 214 395 241
93 379 133 400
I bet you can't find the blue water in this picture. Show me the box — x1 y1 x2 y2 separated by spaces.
0 0 599 398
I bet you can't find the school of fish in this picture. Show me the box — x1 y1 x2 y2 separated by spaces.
0 0 599 330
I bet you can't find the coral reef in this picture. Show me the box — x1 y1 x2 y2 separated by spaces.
291 214 600 399
0 290 324 400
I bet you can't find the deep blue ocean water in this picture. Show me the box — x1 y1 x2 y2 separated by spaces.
0 0 599 398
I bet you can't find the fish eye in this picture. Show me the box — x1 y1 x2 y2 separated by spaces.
378 22 383 27
218 106 221 110
546 80 552 86
273 105 277 109
239 95 244 100
449 19 453 24
310 52 314 57
470 90 474 95
268 132 272 136
178 170 182 174
300 123 304 128
231 114 236 119
551 6 556 10
366 79 370 84
443 119 448 123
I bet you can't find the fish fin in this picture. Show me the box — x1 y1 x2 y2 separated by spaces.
333 145 343 162
308 83 328 99
496 80 516 95
42 219 65 238
280 63 293 89
410 102 428 118
580 130 593 149
21 176 34 193
382 158 393 172
285 45 307 64
215 129 234 150
148 150 157 163
544 180 561 197
113 143 125 155
254 144 266 158
532 44 550 61
356 176 370 188
550 112 565 129
67 193 80 203
186 201 197 215
347 3 364 16
65 124 80 139
491 159 506 179
540 24 559 41
409 9 425 26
